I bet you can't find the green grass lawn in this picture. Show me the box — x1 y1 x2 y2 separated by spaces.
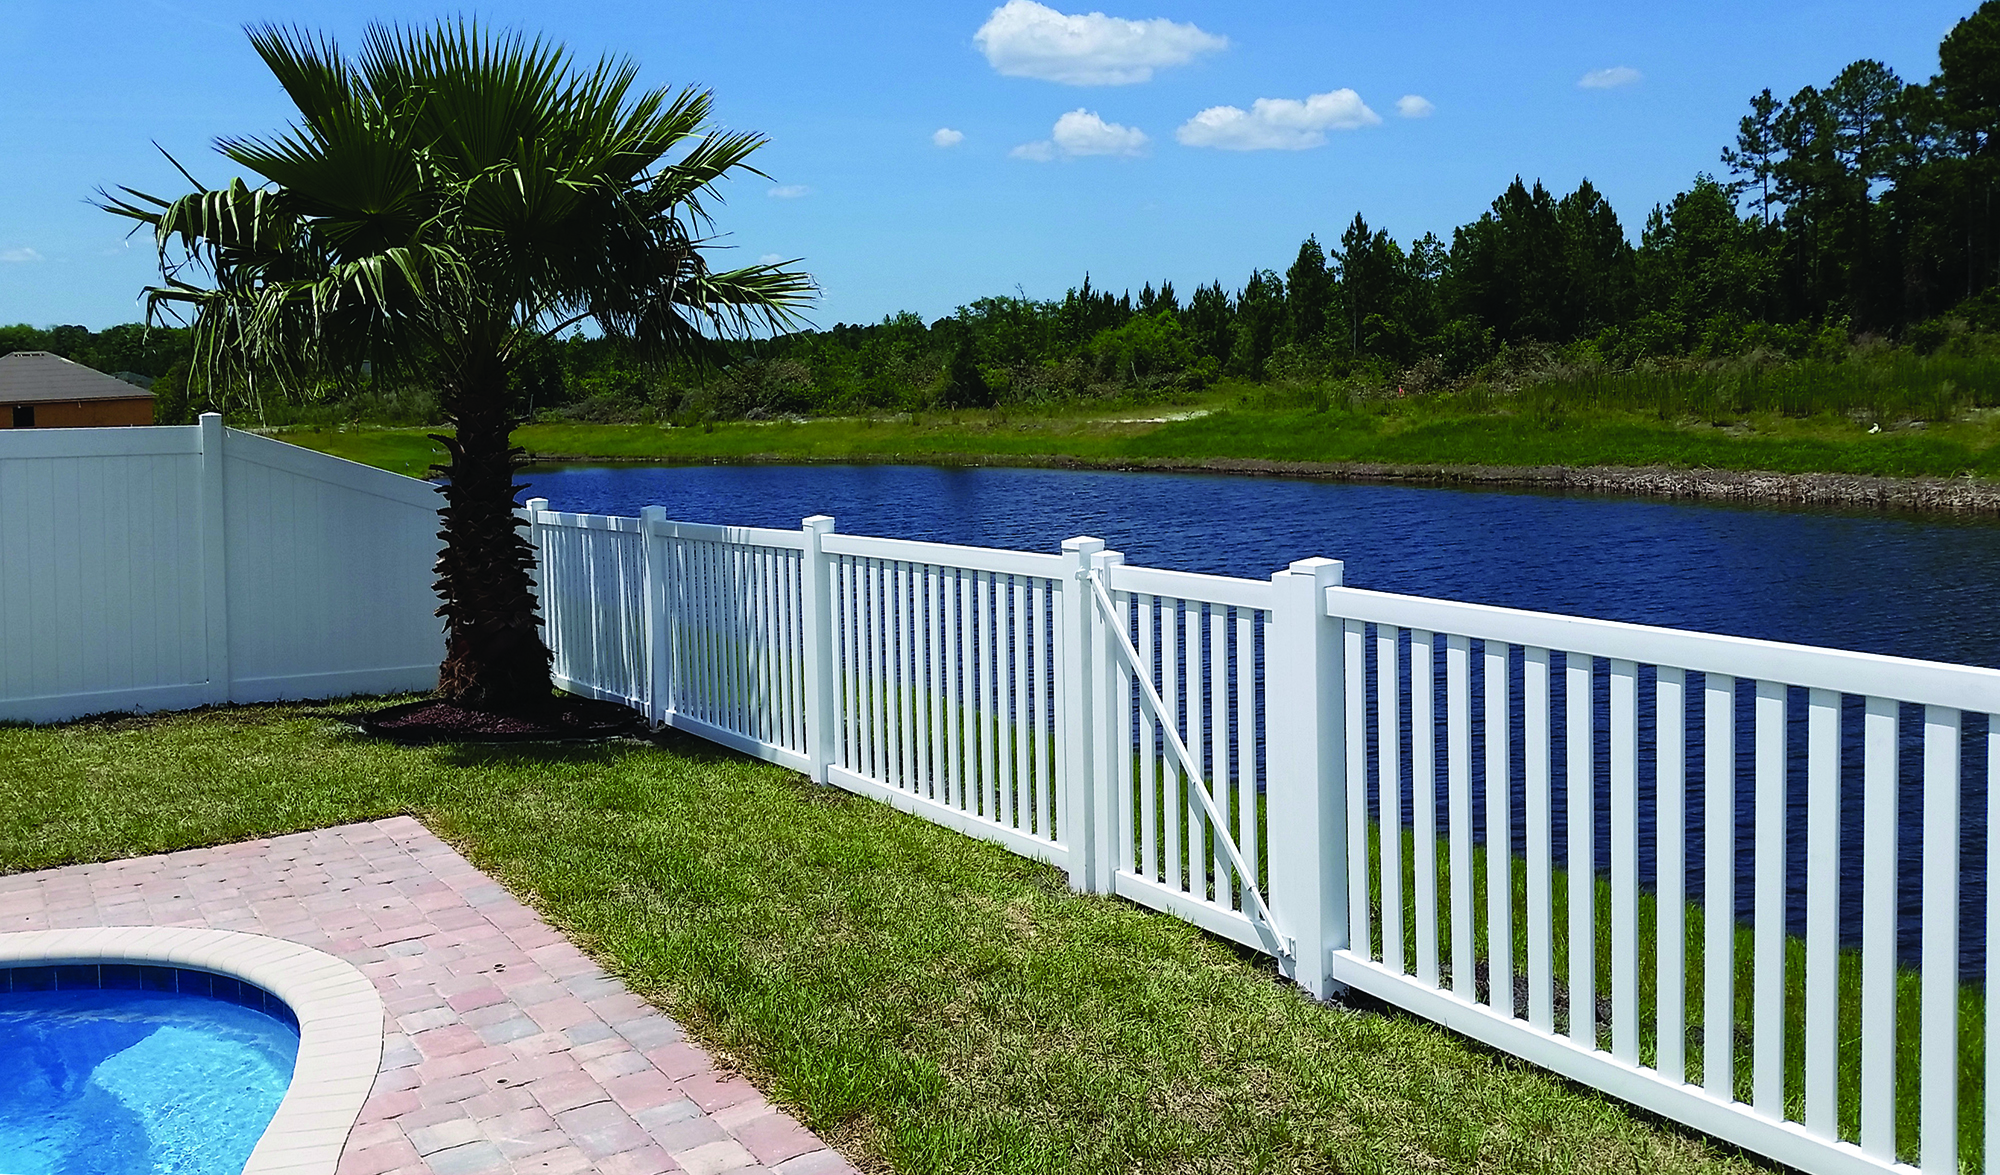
274 396 2000 484
0 698 1778 1175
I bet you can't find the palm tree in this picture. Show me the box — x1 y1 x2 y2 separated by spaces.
103 21 813 710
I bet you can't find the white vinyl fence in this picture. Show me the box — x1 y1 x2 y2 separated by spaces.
526 497 2000 1175
0 414 442 723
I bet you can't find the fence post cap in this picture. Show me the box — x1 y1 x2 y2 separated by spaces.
1090 549 1125 568
639 505 668 521
802 514 835 532
1061 536 1105 554
524 497 549 514
1274 556 1343 587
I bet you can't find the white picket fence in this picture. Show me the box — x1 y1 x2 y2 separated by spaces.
524 497 2000 1175
0 415 442 722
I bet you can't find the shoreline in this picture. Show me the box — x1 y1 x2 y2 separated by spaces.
520 448 2000 515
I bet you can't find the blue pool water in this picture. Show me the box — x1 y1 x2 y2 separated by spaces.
0 971 298 1175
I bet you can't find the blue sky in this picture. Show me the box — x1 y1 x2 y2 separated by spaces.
0 0 1975 331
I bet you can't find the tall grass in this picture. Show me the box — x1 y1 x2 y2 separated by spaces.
1513 351 2000 426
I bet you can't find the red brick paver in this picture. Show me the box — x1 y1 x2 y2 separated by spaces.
0 817 858 1175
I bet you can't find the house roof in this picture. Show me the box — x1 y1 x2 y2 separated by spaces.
0 351 156 404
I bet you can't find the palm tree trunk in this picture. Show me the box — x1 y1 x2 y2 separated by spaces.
432 376 551 708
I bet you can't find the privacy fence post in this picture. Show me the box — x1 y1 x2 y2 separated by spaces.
197 412 231 705
640 506 670 727
1088 548 1126 896
1060 536 1106 892
1266 556 1347 998
801 515 838 785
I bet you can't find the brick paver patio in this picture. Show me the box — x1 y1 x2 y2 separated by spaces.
0 816 856 1175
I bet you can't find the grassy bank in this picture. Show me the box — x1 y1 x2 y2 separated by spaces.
275 381 2000 484
0 699 1778 1175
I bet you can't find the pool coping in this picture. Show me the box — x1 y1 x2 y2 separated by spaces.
0 925 384 1175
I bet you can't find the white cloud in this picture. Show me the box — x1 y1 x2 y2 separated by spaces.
1015 109 1149 160
974 0 1226 86
1175 89 1379 151
1053 108 1148 155
757 253 784 266
1 247 43 263
1396 94 1435 119
1579 66 1641 89
933 127 966 147
767 184 811 199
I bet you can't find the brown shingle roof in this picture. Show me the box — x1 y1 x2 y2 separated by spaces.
0 351 156 404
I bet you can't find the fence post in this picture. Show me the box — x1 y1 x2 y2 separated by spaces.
640 506 670 727
801 515 838 784
1266 556 1347 999
1059 537 1107 891
521 498 549 610
522 496 549 673
196 413 231 705
1088 548 1126 894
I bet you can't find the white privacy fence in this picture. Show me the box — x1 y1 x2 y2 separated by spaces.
1 415 442 723
525 498 2000 1175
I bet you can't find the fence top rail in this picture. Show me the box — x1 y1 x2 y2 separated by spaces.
1327 583 2000 714
643 517 807 550
1101 563 1274 612
529 509 644 534
0 423 200 459
821 531 1065 579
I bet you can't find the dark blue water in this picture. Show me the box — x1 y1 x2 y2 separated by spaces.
524 463 2000 973
0 984 297 1174
523 462 2000 667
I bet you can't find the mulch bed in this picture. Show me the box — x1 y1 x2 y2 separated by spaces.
359 696 645 744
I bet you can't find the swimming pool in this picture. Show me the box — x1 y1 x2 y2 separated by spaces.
0 928 385 1175
0 965 299 1175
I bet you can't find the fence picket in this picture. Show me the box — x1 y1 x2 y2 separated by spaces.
1484 641 1512 1018
1704 674 1737 1102
1610 658 1638 1065
1413 630 1438 988
1525 646 1553 1031
903 563 919 795
1447 634 1473 1003
1920 705 1959 1174
1238 611 1258 897
1656 666 1686 1082
1210 608 1228 901
1803 687 1839 1138
1048 579 1064 835
1379 628 1405 975
1567 653 1595 1049
1753 678 1786 1116
1860 693 1897 1157
1988 713 1999 1175
1141 596 1159 883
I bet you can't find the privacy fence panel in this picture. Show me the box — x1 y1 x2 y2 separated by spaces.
526 502 2000 1175
0 415 441 723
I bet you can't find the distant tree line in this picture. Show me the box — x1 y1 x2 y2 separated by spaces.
11 1 2000 426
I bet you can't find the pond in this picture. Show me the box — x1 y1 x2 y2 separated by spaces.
523 461 2000 668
